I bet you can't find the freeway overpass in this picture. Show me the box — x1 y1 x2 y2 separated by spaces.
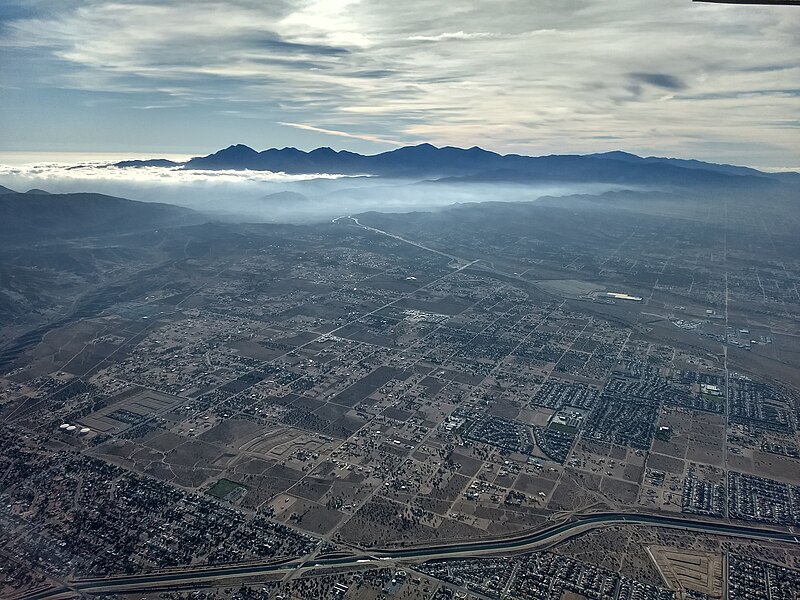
26 512 799 599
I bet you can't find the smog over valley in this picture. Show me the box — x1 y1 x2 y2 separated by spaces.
1 2 799 600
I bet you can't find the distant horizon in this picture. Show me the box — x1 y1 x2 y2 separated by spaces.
1 144 798 174
2 2 799 170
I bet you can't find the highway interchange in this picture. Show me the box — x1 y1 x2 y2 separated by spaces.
26 511 799 599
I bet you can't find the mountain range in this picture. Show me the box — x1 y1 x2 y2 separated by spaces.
0 186 198 244
116 144 799 187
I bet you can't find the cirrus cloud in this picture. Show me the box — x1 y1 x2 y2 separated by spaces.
0 0 798 169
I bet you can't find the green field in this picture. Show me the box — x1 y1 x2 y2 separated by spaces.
701 392 725 406
207 479 245 499
548 422 578 435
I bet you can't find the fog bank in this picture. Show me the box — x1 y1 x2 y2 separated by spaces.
0 161 641 222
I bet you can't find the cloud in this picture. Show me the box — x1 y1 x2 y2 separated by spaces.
630 72 687 91
0 1 799 167
0 161 350 184
0 157 632 223
407 31 497 42
0 158 360 219
278 122 404 145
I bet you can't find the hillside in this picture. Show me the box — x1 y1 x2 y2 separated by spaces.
0 188 201 244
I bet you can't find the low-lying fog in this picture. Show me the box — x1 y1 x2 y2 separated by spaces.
0 161 637 222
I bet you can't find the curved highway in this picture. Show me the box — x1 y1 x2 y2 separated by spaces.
30 512 795 598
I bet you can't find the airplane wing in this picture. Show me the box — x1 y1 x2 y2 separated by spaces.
694 1 800 5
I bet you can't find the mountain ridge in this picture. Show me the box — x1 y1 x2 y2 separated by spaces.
115 144 799 186
0 187 202 244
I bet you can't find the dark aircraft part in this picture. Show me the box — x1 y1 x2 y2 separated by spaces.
694 0 800 5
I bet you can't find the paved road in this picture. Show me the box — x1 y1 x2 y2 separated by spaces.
333 215 468 264
27 512 798 598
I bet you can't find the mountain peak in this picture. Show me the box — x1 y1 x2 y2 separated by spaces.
590 151 643 161
383 143 439 156
219 144 257 154
184 144 263 170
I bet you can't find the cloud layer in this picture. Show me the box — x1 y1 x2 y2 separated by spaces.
0 159 629 223
1 1 799 168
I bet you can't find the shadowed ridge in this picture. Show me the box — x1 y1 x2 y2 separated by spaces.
0 190 202 244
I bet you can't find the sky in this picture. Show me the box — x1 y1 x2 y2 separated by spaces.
0 0 799 169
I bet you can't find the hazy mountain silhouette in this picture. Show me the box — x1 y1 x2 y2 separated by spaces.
259 191 310 204
116 144 797 187
0 189 200 244
112 159 181 168
588 151 800 184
